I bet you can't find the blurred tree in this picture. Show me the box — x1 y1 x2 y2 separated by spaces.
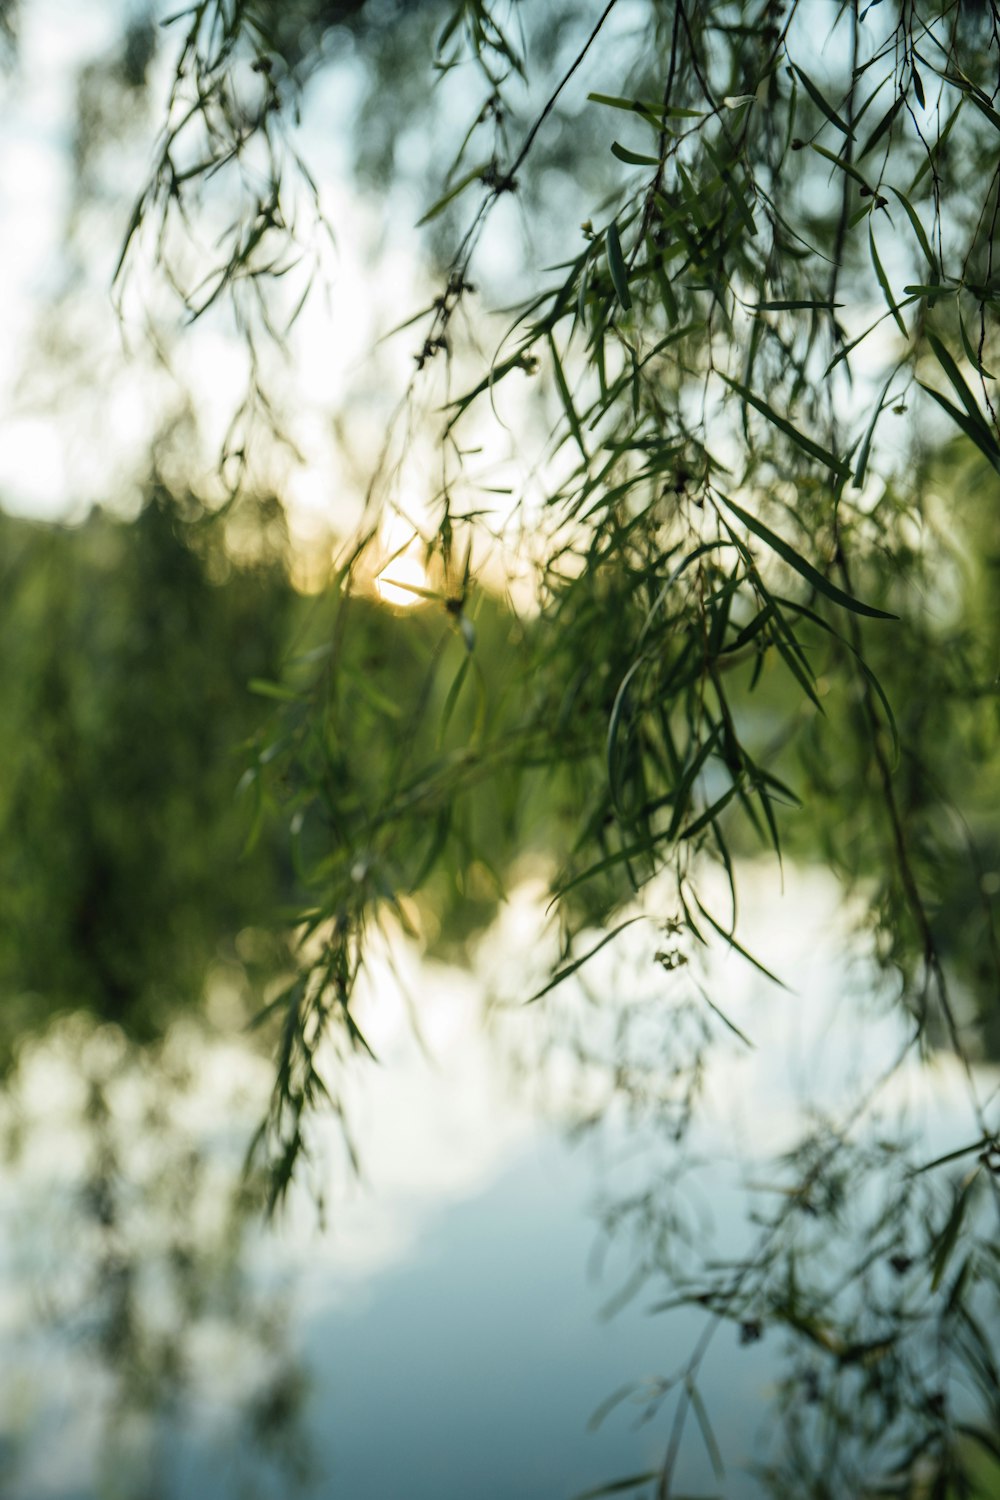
0 484 297 1056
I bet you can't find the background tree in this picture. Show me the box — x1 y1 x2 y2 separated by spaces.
0 482 297 1058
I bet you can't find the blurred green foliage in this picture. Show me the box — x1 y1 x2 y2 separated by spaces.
0 486 298 1058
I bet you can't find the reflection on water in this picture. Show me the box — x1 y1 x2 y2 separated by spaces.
2 870 998 1498
0 1021 309 1500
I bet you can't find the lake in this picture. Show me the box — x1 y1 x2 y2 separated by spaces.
2 867 995 1498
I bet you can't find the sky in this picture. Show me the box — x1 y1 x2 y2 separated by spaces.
0 1 429 556
0 0 926 580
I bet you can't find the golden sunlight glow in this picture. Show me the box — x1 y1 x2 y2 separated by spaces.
375 551 431 608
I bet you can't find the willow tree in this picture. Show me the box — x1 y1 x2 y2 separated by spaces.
118 0 1000 1492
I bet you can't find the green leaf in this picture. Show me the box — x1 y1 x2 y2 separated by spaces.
606 656 645 811
588 91 704 120
719 375 848 473
956 1424 1000 1466
694 979 755 1048
915 1135 995 1174
902 283 957 300
588 91 662 121
927 331 993 425
112 190 148 286
857 94 903 159
573 1472 661 1500
909 96 964 193
716 491 897 619
692 894 790 989
966 90 1000 133
448 345 535 423
679 782 739 841
755 299 843 311
869 225 907 337
887 186 937 272
703 137 757 237
931 1175 976 1291
853 371 897 488
776 594 901 765
825 300 921 374
667 725 724 840
809 141 870 189
526 917 645 1004
249 677 300 701
917 382 1000 472
611 141 659 166
687 1377 726 1483
547 331 588 460
438 655 470 742
417 162 490 226
790 63 854 137
606 221 632 311
555 836 669 900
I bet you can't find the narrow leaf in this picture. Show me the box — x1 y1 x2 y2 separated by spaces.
810 141 871 189
249 677 299 701
547 331 588 460
927 331 993 424
679 782 739 841
756 299 843 311
693 894 790 989
869 224 907 337
695 979 755 1048
958 307 996 380
606 221 632 311
720 375 848 472
917 382 1000 472
526 917 644 1004
573 1472 661 1500
588 91 704 120
667 724 723 840
776 594 900 765
887 186 937 271
931 1176 975 1291
853 371 896 488
716 491 897 619
611 141 659 166
607 657 646 811
857 94 903 159
967 90 1000 133
687 1378 726 1483
791 63 854 137
915 1135 995 1174
902 284 957 299
417 163 490 226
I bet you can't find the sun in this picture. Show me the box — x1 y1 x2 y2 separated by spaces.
375 550 432 608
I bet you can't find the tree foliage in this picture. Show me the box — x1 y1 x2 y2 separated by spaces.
0 487 297 1057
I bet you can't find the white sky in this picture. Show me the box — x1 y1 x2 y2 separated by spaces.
0 0 975 609
0 1 428 539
